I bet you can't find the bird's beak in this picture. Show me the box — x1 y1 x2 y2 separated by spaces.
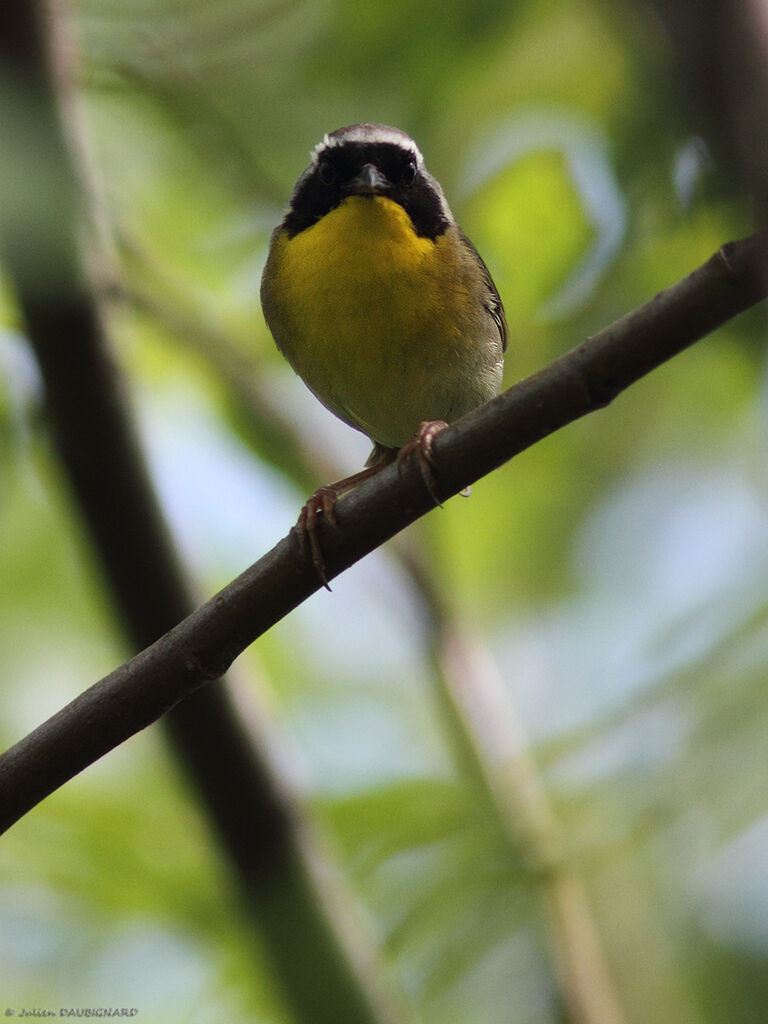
353 163 388 195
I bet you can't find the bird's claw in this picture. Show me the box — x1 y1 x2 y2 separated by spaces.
295 465 386 589
397 420 448 505
295 427 446 589
297 486 340 591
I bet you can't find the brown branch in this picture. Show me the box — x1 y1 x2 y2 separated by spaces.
1 231 766 835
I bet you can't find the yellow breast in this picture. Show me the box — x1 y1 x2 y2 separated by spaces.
262 195 482 448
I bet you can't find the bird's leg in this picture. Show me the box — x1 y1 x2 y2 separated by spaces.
296 461 391 589
296 422 449 589
397 420 448 505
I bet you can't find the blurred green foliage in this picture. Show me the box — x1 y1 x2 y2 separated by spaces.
2 0 768 1022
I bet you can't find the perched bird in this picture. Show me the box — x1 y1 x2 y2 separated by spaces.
261 123 507 584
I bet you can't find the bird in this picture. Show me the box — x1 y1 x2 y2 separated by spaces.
261 123 507 586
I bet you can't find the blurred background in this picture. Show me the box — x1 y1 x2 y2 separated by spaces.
1 0 768 1022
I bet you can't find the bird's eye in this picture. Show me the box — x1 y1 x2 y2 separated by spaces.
400 158 417 186
318 159 336 185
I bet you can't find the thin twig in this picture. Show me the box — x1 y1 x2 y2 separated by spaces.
400 543 626 1024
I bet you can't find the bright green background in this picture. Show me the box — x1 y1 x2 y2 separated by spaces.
2 0 768 1021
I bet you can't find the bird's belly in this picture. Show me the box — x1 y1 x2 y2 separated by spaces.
263 197 500 448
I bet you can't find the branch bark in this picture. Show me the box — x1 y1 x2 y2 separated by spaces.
1 231 766 835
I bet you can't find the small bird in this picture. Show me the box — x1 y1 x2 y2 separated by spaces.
261 123 507 584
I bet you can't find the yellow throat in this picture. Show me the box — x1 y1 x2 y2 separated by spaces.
267 195 472 448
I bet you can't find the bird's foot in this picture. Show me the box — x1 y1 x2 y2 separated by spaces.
296 464 387 589
397 420 448 505
297 486 340 590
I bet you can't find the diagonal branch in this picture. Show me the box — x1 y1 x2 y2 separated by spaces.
1 231 766 834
